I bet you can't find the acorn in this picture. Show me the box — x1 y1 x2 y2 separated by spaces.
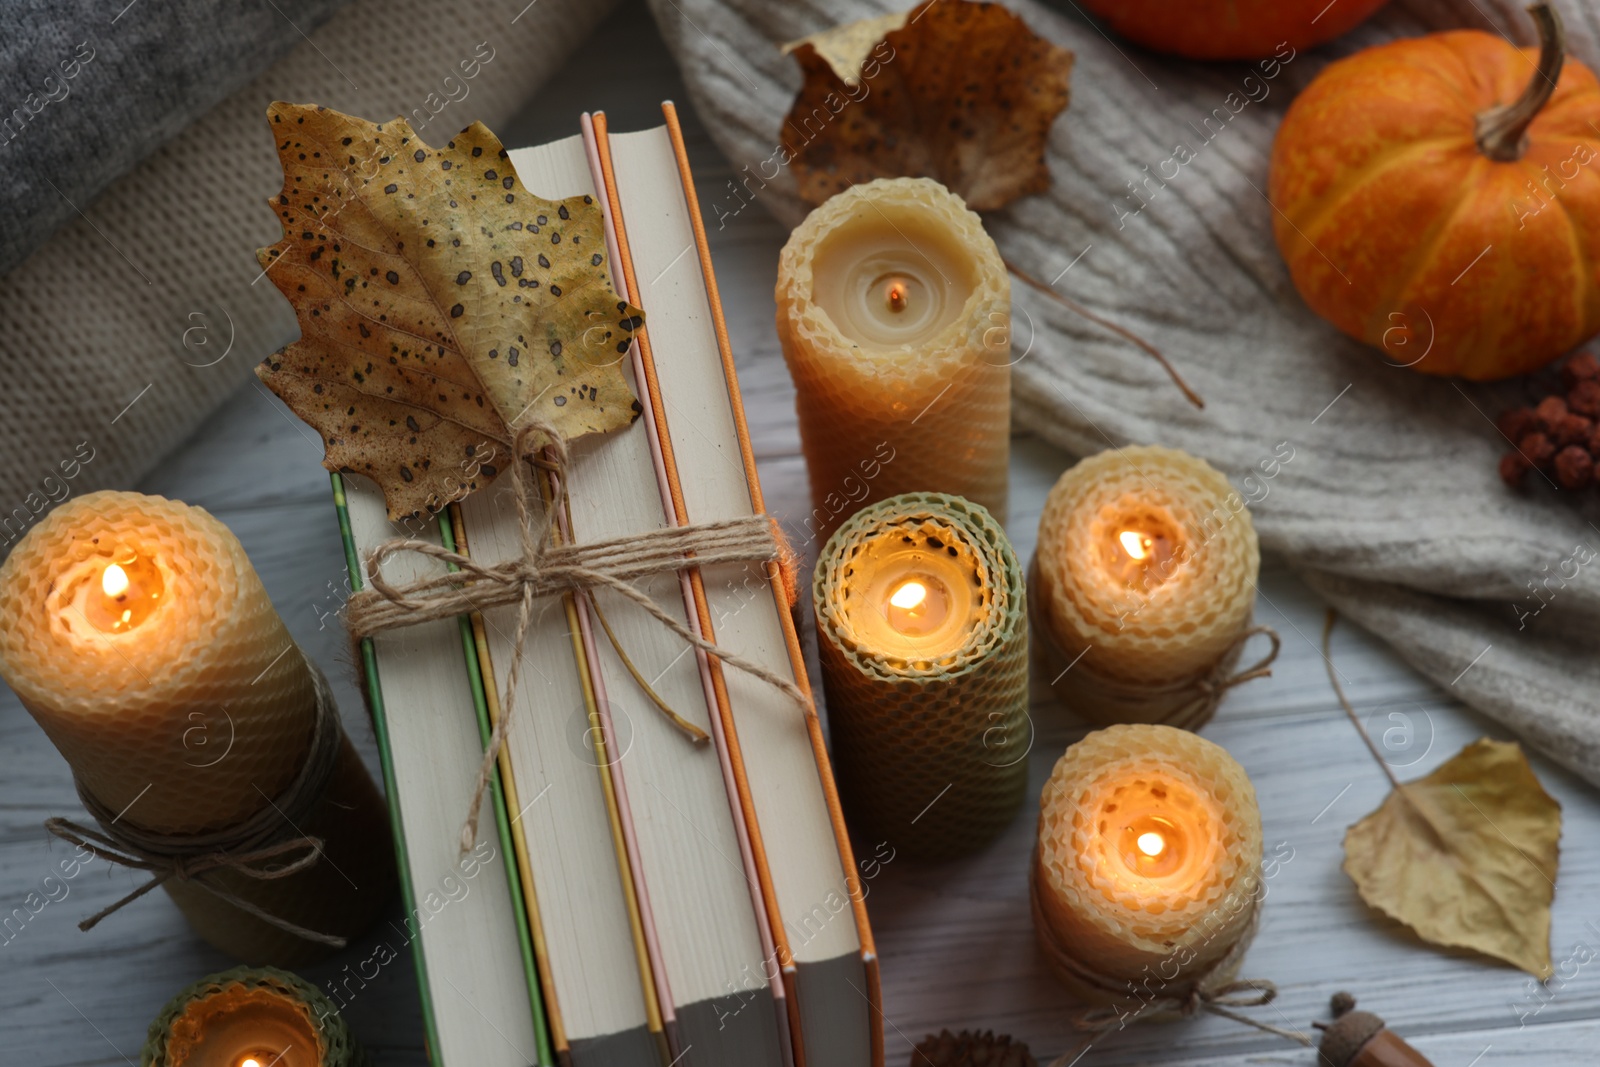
1316 993 1434 1067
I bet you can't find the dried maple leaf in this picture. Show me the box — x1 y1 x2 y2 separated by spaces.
1343 738 1560 979
255 102 643 520
780 0 1073 211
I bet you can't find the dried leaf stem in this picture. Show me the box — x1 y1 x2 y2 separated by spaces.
1321 610 1405 793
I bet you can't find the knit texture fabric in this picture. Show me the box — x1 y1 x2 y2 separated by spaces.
0 0 351 275
0 0 617 548
645 0 1600 788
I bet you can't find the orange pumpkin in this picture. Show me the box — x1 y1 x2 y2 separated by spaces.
1269 6 1600 380
1078 0 1390 60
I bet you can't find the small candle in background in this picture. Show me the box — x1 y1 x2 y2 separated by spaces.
1034 724 1263 1004
813 492 1028 858
142 966 369 1067
776 177 1010 542
0 491 392 963
1032 446 1263 728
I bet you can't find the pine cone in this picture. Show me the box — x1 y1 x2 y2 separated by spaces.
911 1029 1038 1067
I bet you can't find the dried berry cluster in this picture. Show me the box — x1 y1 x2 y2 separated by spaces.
1498 352 1600 490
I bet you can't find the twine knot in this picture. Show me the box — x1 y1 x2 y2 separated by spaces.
1027 559 1280 731
44 657 347 947
344 421 810 853
1187 977 1278 1016
1030 850 1311 1067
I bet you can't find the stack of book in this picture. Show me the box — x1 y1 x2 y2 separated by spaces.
333 103 881 1067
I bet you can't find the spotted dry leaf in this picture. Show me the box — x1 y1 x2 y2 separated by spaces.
255 102 643 520
781 0 1073 211
1344 739 1560 979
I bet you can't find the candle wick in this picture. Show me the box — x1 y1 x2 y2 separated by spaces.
886 280 909 313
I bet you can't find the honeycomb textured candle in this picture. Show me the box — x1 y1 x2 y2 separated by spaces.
1035 725 1262 994
777 177 1010 539
0 491 317 834
1034 446 1259 721
813 492 1027 858
143 965 370 1067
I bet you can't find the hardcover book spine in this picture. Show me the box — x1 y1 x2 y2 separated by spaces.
331 474 556 1067
665 100 884 1067
586 110 788 1067
591 104 884 1067
659 103 884 1067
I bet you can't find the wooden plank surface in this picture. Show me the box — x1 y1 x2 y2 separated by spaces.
4 3 1594 1064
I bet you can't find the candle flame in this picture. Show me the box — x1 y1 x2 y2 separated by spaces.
239 1059 263 1067
1118 531 1151 561
101 563 130 599
889 580 927 611
1136 831 1166 857
885 280 909 313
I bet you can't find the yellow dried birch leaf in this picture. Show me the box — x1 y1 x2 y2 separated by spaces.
1344 738 1560 979
255 102 643 520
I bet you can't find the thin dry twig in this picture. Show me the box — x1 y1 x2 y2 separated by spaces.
1006 258 1206 410
1322 610 1405 792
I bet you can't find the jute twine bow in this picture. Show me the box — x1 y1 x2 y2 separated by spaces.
1028 851 1311 1066
1027 560 1280 731
44 656 346 947
344 420 809 853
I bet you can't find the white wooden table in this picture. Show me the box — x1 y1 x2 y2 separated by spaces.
6 4 1599 1064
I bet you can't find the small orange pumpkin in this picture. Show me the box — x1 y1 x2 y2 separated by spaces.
1078 0 1390 60
1269 5 1600 380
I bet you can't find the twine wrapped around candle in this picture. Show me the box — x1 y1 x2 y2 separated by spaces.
1029 560 1280 731
44 656 346 948
1032 446 1276 728
1032 725 1309 1065
1028 862 1312 1063
142 965 371 1067
343 421 808 852
0 491 391 963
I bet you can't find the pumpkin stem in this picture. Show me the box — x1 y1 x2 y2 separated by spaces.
1475 2 1566 162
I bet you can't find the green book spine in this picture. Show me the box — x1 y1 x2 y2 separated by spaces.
330 472 555 1067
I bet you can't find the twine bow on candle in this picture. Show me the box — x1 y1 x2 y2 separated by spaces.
44 659 348 947
1028 852 1312 1066
343 420 810 853
1027 560 1281 731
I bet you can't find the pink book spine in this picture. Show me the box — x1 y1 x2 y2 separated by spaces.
580 111 792 1067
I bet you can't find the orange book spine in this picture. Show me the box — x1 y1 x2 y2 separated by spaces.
668 101 884 1067
589 109 788 1067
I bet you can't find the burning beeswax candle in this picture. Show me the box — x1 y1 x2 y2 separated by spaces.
1034 725 1263 1008
813 493 1027 857
143 966 369 1067
777 177 1010 541
0 491 391 962
1032 446 1266 729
